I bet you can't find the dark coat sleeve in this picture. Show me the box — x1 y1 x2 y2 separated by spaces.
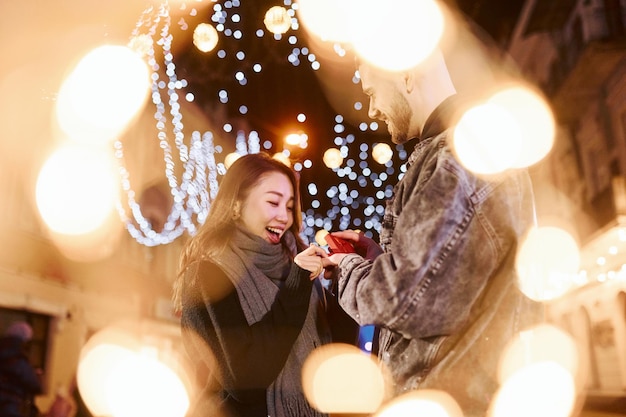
180 260 313 413
323 281 360 346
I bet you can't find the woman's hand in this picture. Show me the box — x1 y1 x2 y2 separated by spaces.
294 244 329 279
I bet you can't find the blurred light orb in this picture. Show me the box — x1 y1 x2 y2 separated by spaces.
302 343 385 414
193 23 219 53
350 0 445 71
127 34 153 57
323 148 343 169
77 325 190 417
498 324 580 385
272 152 292 167
487 86 555 168
376 390 463 417
224 152 241 169
516 226 580 301
108 353 190 417
452 102 522 175
47 213 123 263
285 132 302 146
78 343 136 417
296 0 352 42
489 361 576 417
264 6 291 35
36 145 119 235
372 143 393 164
56 45 150 145
315 229 330 246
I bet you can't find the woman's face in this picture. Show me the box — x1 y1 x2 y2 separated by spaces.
238 171 295 244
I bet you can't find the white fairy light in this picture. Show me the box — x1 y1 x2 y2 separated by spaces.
115 2 221 246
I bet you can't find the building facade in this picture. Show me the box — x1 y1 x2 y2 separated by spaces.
508 0 626 398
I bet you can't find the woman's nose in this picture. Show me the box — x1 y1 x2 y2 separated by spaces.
276 206 289 221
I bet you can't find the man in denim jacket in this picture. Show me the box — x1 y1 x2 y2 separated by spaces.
324 49 543 416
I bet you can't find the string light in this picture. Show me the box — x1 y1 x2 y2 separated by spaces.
117 2 220 246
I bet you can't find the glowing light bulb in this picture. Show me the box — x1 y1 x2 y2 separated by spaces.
264 6 291 35
285 133 302 146
323 148 343 169
193 23 219 53
372 143 392 164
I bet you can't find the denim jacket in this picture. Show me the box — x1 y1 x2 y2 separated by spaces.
336 96 543 416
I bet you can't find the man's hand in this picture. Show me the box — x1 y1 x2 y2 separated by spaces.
330 230 383 260
321 253 344 280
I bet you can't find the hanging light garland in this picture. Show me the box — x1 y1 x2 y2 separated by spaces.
115 2 221 246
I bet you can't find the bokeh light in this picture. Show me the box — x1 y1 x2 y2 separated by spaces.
489 361 576 417
452 102 522 175
350 0 445 71
295 0 352 42
516 226 580 301
224 152 241 169
36 144 119 235
323 147 343 169
285 132 302 146
372 143 393 164
127 33 153 57
272 152 292 167
55 45 150 145
487 85 555 168
375 389 463 417
315 229 330 246
193 23 219 53
77 323 190 417
302 343 385 414
107 352 190 417
498 324 580 385
264 6 291 35
78 343 136 417
46 213 123 262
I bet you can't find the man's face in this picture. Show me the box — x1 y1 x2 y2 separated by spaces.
359 63 413 144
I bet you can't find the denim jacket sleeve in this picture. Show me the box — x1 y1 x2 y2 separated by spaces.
336 134 534 340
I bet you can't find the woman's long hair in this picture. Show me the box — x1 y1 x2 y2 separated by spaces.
173 152 306 309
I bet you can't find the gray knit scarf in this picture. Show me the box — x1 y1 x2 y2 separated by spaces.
212 226 329 417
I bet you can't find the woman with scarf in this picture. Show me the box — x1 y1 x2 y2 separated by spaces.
173 152 357 417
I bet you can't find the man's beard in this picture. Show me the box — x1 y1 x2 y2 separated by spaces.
388 96 412 144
